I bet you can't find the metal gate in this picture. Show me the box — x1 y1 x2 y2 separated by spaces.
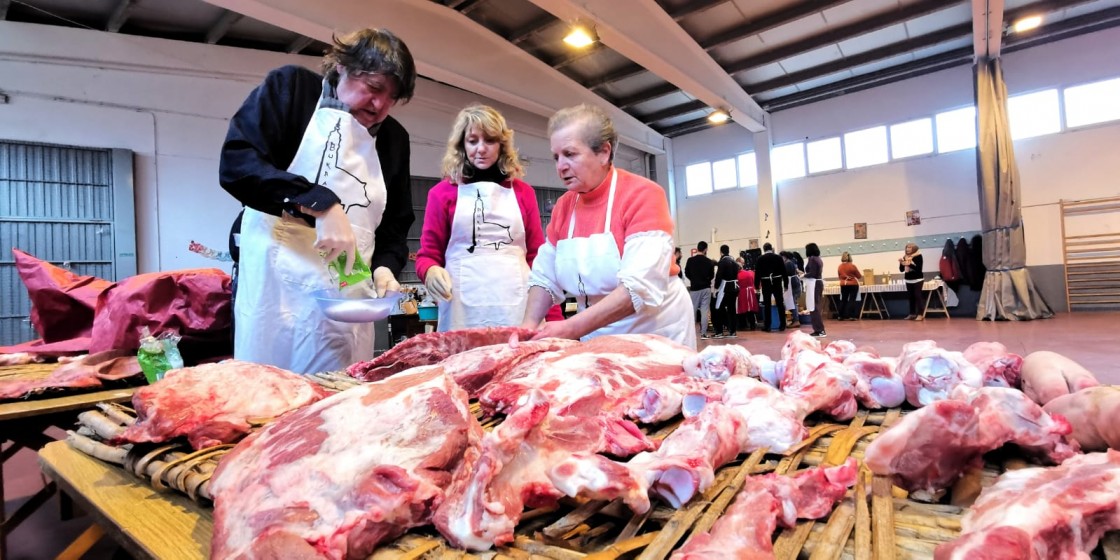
1060 195 1120 311
0 141 136 347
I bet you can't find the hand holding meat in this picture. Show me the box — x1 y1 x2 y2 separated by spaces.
1043 386 1120 451
303 203 356 274
1020 350 1100 405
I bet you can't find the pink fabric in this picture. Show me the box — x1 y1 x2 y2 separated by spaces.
12 248 114 343
415 178 544 282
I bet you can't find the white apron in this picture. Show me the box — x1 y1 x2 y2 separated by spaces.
553 170 696 349
438 181 529 331
803 278 818 312
234 95 387 374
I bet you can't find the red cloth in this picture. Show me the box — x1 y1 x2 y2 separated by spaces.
414 178 545 282
737 269 759 314
11 248 113 342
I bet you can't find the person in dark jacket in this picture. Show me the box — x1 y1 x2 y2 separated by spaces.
804 243 826 337
711 244 740 338
899 242 925 321
685 241 716 338
754 243 788 332
219 28 416 373
781 251 802 327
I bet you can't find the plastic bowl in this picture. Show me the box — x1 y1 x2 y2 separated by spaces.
311 289 404 323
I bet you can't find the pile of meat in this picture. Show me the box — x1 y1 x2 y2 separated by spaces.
0 350 142 400
200 328 1114 559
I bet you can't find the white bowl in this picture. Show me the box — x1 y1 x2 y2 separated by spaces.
311 289 404 323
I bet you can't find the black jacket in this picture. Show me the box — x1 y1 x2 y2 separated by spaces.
219 65 414 275
685 254 716 291
900 253 924 281
754 252 788 290
715 255 740 293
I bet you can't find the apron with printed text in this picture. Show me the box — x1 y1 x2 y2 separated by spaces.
234 92 386 374
438 181 529 331
553 170 696 348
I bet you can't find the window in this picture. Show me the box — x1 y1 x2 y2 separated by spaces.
890 118 933 159
1008 89 1061 140
936 106 977 153
844 126 888 169
1064 77 1120 128
712 158 737 190
806 137 842 173
771 143 806 181
685 162 712 196
738 153 758 187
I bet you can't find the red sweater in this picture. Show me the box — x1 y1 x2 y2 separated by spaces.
415 177 544 281
547 168 674 256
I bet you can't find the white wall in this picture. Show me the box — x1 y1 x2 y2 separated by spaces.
0 21 604 275
670 124 760 253
673 26 1120 283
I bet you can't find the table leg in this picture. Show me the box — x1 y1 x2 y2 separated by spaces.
54 523 105 560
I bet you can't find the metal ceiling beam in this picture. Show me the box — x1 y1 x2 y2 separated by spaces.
206 10 243 44
508 15 558 46
105 0 138 33
745 0 1096 95
973 0 1005 58
642 99 707 124
725 0 962 76
459 0 488 16
0 0 11 21
526 0 768 131
617 83 680 110
286 35 314 54
659 116 712 137
701 0 853 51
587 62 646 90
550 43 605 71
668 0 730 21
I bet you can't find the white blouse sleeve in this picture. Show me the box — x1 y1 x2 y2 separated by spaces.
618 230 674 312
528 241 565 305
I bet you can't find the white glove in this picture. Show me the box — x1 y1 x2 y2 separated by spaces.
372 266 400 298
425 266 453 302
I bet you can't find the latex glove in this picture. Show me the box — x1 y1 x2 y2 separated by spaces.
372 266 400 298
303 204 356 274
425 266 453 302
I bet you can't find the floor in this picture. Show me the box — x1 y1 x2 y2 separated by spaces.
3 310 1117 559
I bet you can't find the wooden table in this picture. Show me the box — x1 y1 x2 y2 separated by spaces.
38 441 211 560
0 385 136 559
823 279 951 320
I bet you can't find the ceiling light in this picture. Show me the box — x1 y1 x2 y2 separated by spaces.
1012 15 1042 33
708 109 730 124
563 21 599 48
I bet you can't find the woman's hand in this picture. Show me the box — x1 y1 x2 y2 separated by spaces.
529 319 582 341
373 267 400 298
303 204 356 274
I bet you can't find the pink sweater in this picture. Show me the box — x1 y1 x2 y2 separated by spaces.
415 178 545 281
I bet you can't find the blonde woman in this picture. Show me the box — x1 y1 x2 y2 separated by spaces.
415 104 547 331
837 251 863 320
899 242 925 320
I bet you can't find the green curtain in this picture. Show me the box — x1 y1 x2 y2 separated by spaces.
973 58 1053 320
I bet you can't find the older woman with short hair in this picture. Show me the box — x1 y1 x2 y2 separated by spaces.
520 104 695 348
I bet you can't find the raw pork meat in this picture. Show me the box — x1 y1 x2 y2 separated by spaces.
749 353 784 387
1044 386 1120 451
780 350 860 421
843 352 905 409
823 339 857 362
671 459 857 560
114 360 328 449
0 349 141 400
962 341 1023 387
0 352 47 367
896 340 983 406
346 327 535 381
780 331 821 362
864 386 1078 499
209 368 479 560
435 338 576 397
683 344 757 381
935 450 1120 560
1020 350 1100 406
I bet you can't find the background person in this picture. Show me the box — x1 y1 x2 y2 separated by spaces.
711 244 740 339
900 242 926 320
804 243 826 338
685 241 716 339
520 104 695 348
736 255 758 331
837 251 863 320
220 28 416 373
415 104 545 331
754 243 788 332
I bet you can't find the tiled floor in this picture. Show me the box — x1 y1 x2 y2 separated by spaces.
4 310 1118 559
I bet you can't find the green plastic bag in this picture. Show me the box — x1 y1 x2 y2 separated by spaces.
327 251 371 289
137 328 184 384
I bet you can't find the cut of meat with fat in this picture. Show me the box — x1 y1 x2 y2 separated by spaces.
843 352 905 409
670 459 858 560
897 340 983 407
935 450 1120 560
209 368 480 560
346 326 536 381
962 341 1023 388
683 344 757 381
435 338 577 397
780 351 860 421
0 349 141 400
113 360 329 450
1044 386 1120 451
864 386 1078 499
1020 350 1100 406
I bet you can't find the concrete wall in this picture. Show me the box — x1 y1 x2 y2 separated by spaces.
671 26 1120 311
0 21 655 275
